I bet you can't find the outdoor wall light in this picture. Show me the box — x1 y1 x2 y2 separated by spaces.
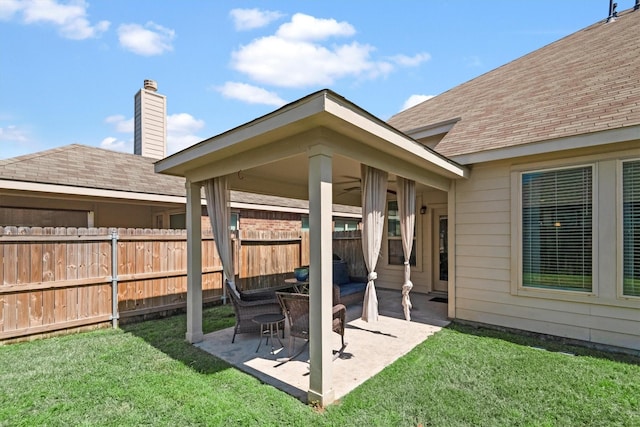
420 206 427 214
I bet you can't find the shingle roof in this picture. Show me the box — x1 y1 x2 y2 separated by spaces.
388 8 640 158
0 144 186 196
0 144 361 214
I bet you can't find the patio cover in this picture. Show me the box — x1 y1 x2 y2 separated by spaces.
155 89 467 407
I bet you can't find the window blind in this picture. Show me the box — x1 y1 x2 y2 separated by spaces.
623 160 640 297
387 201 416 266
522 166 593 291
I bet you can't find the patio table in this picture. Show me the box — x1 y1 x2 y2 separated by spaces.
252 313 286 354
284 278 308 294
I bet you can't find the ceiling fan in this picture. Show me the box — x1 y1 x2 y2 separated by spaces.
336 175 396 197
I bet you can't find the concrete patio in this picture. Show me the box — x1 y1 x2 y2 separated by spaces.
196 288 450 403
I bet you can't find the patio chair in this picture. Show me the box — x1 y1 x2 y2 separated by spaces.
276 292 346 361
225 281 283 343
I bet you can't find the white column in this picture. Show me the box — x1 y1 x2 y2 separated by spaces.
185 180 204 343
447 180 456 320
307 145 334 406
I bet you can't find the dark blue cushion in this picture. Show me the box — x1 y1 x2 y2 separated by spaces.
333 261 350 285
339 282 366 296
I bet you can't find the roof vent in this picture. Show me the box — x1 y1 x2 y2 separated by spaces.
607 0 618 22
143 79 158 92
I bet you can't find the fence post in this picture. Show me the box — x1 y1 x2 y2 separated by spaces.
110 229 119 328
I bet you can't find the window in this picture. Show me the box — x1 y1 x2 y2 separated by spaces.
521 166 593 292
623 160 640 297
169 213 186 229
230 212 239 231
334 218 359 232
0 207 89 227
301 215 309 231
387 200 416 266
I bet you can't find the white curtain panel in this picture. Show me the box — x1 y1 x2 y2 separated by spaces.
204 177 237 298
360 164 388 322
397 176 416 321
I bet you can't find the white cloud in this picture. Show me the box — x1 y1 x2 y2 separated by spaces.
102 112 203 154
230 8 283 31
391 52 431 67
0 0 22 20
216 82 286 107
104 115 133 133
4 0 109 39
233 36 380 88
100 136 129 152
118 22 175 56
0 125 29 141
231 13 428 89
401 94 434 111
276 13 355 41
166 113 205 154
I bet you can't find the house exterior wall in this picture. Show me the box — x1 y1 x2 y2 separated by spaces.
454 140 640 351
0 191 355 236
0 193 176 229
238 211 302 233
376 188 448 294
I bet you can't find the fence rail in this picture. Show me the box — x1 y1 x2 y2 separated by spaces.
1 226 362 342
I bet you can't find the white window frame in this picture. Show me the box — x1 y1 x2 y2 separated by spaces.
618 158 640 300
383 198 422 272
511 163 598 300
333 218 359 232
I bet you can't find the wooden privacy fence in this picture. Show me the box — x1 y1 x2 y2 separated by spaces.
237 229 308 290
0 227 362 342
0 227 223 342
332 230 366 276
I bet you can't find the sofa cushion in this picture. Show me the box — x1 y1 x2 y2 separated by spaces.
333 261 351 285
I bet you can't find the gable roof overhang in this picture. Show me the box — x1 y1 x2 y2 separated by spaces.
448 123 640 165
156 90 468 203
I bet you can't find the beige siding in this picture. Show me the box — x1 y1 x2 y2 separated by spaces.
134 89 166 159
454 143 640 351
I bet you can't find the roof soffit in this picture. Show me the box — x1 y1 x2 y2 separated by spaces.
155 90 468 186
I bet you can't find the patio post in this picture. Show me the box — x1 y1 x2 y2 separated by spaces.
185 179 204 343
307 144 335 406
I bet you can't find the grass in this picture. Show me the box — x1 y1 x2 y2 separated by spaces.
1 305 639 426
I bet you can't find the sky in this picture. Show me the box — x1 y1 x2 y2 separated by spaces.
0 0 621 160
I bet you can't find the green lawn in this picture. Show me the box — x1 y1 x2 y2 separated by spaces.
1 305 639 426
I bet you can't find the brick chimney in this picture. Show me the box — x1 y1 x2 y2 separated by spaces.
134 79 166 159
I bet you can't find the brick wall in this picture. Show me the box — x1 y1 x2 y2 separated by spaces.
239 211 302 232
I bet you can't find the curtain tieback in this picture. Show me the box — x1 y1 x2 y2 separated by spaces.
367 272 378 281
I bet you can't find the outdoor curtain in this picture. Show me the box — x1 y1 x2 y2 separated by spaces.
204 177 236 300
397 176 416 321
360 164 388 322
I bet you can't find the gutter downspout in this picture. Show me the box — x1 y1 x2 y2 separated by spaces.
110 229 119 328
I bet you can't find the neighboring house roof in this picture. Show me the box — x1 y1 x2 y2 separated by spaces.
0 144 361 215
388 8 640 158
0 144 185 197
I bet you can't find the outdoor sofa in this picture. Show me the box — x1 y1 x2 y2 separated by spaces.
332 260 366 306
